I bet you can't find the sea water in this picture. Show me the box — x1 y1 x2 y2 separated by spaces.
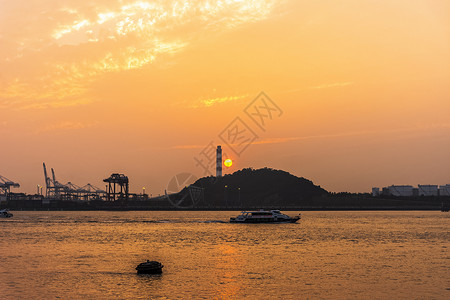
0 211 448 299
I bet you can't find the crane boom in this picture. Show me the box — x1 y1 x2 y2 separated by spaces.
43 162 51 197
51 168 59 196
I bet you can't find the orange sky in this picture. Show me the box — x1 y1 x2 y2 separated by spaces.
1 0 449 195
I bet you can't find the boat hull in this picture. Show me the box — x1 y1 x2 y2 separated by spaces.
136 261 163 274
230 216 300 223
136 268 163 274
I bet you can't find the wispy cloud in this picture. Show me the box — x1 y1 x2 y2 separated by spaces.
35 121 97 134
310 81 354 89
283 81 355 94
252 137 302 144
191 93 250 108
255 125 450 145
171 123 450 150
0 0 279 110
172 144 205 150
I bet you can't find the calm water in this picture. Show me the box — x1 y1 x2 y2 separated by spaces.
0 211 448 299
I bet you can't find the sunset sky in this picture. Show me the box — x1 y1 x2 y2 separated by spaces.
1 0 449 195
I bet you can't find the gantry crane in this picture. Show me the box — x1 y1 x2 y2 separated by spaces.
103 173 129 201
43 162 105 200
0 174 20 195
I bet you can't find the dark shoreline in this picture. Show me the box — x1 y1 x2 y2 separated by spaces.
6 207 445 212
3 194 448 212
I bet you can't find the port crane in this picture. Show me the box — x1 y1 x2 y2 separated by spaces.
103 173 129 201
43 163 105 200
0 174 20 195
43 162 65 197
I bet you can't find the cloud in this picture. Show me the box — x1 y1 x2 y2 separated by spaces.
172 144 205 150
191 93 250 108
252 137 302 144
309 82 354 89
36 121 97 134
255 124 450 146
172 123 450 150
0 0 279 110
283 81 355 94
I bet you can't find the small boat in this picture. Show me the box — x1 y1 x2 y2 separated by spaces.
0 209 13 218
136 260 163 274
230 210 300 223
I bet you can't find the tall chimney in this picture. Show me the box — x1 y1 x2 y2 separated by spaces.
216 145 222 177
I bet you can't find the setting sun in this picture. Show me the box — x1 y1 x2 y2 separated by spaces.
0 0 448 195
1 1 449 299
224 159 233 168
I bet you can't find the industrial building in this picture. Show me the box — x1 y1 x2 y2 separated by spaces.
439 185 450 196
373 184 449 197
372 187 380 197
418 185 439 196
388 185 414 197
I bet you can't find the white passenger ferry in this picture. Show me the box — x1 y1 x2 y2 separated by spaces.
230 210 300 223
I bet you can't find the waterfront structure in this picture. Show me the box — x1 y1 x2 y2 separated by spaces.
104 173 129 201
418 185 439 196
216 145 222 177
439 185 450 196
372 187 380 197
0 174 20 195
388 185 414 197
0 174 20 205
43 162 106 201
373 184 449 197
381 187 390 196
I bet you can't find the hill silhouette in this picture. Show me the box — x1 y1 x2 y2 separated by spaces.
192 167 328 207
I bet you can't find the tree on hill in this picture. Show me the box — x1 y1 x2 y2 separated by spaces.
192 167 328 207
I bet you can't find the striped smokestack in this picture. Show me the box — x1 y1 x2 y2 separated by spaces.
216 145 222 177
